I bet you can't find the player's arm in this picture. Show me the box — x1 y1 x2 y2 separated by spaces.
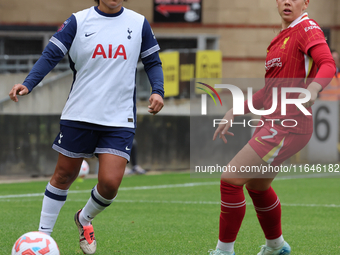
297 20 336 107
9 15 77 102
212 108 235 143
299 43 336 108
140 18 164 115
142 52 164 115
213 88 265 143
8 42 65 102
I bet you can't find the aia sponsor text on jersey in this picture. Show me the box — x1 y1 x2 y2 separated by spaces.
92 44 127 59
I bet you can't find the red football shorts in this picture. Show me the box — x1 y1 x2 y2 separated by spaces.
248 124 312 166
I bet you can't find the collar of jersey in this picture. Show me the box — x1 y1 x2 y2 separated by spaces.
94 6 124 17
287 12 309 29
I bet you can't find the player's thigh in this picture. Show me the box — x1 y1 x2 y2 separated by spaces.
245 178 275 191
97 154 127 191
51 125 99 188
221 143 268 186
221 125 311 186
95 129 134 193
244 126 311 190
51 154 84 189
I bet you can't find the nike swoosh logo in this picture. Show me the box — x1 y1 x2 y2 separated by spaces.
85 32 96 37
40 226 51 230
255 137 265 145
125 146 131 151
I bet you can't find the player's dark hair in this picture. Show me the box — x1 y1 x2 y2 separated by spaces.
94 0 127 5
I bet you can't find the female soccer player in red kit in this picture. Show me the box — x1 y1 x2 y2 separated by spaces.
209 0 336 255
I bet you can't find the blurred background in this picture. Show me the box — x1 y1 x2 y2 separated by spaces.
0 0 339 177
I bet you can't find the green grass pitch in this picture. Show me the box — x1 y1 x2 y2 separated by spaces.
0 173 339 254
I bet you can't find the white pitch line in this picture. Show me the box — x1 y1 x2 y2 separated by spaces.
0 175 332 199
0 172 336 199
280 203 340 208
0 182 220 199
1 179 339 209
0 197 339 209
113 200 340 208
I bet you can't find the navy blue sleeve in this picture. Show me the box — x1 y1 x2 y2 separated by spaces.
140 18 163 97
23 43 65 92
22 15 77 92
142 52 164 98
140 18 160 59
51 15 77 53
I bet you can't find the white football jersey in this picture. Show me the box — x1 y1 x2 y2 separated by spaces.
50 7 160 128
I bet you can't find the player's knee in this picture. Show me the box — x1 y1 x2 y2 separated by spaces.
246 181 272 191
52 166 79 187
221 177 246 187
98 179 120 196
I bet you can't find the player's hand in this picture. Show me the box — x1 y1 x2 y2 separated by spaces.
9 84 29 102
148 93 164 115
299 82 322 108
213 109 235 143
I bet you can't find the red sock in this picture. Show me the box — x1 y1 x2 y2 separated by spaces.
219 181 246 243
247 186 282 239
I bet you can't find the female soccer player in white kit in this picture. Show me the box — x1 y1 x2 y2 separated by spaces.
9 0 164 254
209 0 335 254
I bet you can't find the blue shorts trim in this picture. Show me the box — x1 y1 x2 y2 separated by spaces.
94 148 130 161
52 144 94 159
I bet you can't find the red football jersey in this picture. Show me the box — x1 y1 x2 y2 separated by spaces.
265 14 326 79
247 14 328 134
